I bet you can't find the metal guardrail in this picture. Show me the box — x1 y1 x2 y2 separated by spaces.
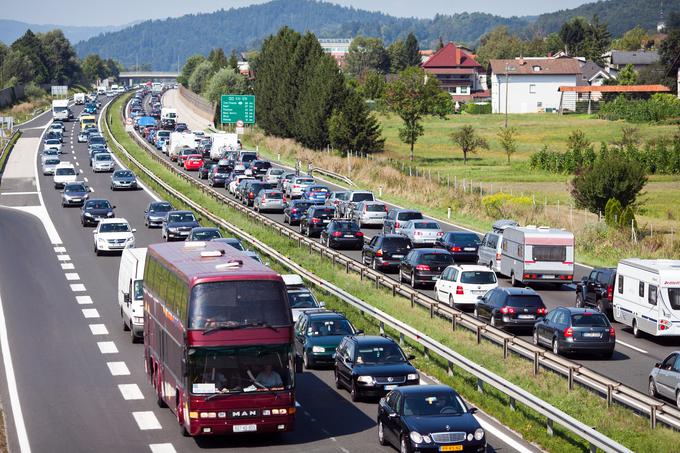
105 97 675 451
0 130 21 178
310 166 356 187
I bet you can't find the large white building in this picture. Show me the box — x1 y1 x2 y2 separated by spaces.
490 58 582 114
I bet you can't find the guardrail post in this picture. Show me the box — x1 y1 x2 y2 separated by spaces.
503 338 509 359
606 385 613 407
309 241 312 254
451 314 457 331
546 418 554 436
476 326 482 344
360 268 364 281
534 352 540 375
429 304 434 318
399 333 404 346
392 285 396 297
346 261 350 273
589 442 597 453
375 275 380 289
651 406 658 429
447 361 453 377
332 254 336 268
477 378 483 393
568 367 574 391
379 321 385 336
509 397 516 411
410 293 414 308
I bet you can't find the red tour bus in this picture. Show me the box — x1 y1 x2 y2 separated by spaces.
143 241 297 436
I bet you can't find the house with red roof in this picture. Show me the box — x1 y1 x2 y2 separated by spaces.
421 42 488 102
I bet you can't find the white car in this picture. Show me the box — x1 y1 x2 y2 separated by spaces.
93 218 136 255
43 139 62 153
92 153 115 172
435 265 498 308
53 163 77 188
229 175 254 195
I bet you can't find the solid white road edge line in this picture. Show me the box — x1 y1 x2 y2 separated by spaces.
476 417 533 453
0 291 32 452
615 340 648 354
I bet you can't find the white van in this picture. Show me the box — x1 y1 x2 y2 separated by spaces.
209 133 239 160
117 247 147 342
74 93 86 105
478 220 518 272
613 259 680 337
499 225 574 287
52 99 69 121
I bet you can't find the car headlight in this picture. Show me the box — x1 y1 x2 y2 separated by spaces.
97 238 105 244
474 428 485 441
409 431 431 444
311 346 325 353
84 212 93 217
126 237 134 242
356 376 373 384
407 373 419 381
168 227 179 232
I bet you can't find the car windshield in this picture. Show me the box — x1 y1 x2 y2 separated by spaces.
45 139 60 145
307 319 354 336
421 253 454 266
193 230 221 240
86 201 111 209
45 159 60 165
241 154 257 162
43 150 58 155
150 203 172 213
64 184 86 193
312 208 334 217
96 154 112 161
287 290 319 309
507 296 544 308
115 171 133 178
460 271 497 284
413 222 439 230
270 169 285 175
100 223 130 233
168 213 196 223
571 313 609 327
402 393 466 417
355 343 405 364
56 168 76 176
448 233 481 245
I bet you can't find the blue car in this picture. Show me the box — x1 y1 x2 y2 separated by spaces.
283 200 313 226
84 103 97 114
302 185 330 205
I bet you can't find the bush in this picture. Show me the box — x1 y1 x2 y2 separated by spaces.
619 205 638 231
23 82 46 99
464 103 491 114
571 159 647 214
482 193 532 218
599 94 680 123
604 198 623 227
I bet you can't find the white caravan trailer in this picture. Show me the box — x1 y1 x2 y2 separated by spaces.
613 259 680 337
167 132 196 161
117 247 147 342
209 133 239 160
499 226 574 286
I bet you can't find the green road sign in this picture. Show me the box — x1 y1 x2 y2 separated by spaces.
220 95 255 124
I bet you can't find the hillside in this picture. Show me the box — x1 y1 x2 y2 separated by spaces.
74 0 529 70
0 19 132 45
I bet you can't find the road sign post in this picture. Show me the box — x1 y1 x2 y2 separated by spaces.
51 85 68 98
220 95 255 125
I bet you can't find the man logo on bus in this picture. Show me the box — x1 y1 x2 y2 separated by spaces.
231 410 258 418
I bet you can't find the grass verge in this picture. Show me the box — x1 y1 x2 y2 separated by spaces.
105 94 680 452
0 130 22 177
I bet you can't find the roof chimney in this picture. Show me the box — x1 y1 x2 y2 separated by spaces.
453 46 461 65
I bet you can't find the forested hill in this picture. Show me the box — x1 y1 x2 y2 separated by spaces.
74 0 529 70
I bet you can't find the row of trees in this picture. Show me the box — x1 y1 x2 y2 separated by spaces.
344 33 421 78
178 49 248 107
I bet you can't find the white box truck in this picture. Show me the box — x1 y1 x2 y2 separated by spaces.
117 247 147 342
74 93 86 105
613 259 680 337
499 225 574 287
52 99 70 121
209 132 239 160
160 108 177 129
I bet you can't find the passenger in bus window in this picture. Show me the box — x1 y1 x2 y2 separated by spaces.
200 368 228 392
255 364 283 388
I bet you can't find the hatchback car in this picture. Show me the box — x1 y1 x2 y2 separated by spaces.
383 209 424 235
61 182 90 207
282 274 326 321
41 149 60 163
144 201 174 228
362 234 412 272
81 199 115 226
53 163 77 188
435 232 481 262
287 176 315 199
254 189 285 213
242 182 275 207
400 220 444 247
300 206 336 237
77 130 90 142
533 307 615 357
264 168 286 184
283 200 313 226
399 249 455 288
162 211 200 241
186 227 222 241
320 220 364 250
183 154 204 171
341 190 375 218
250 160 272 179
42 157 61 175
334 335 419 401
207 164 231 187
377 385 486 453
352 201 388 227
435 265 498 309
475 287 547 330
197 161 215 180
294 311 357 369
110 170 138 191
301 185 330 205
43 138 62 153
93 218 135 255
92 153 115 172
649 351 680 406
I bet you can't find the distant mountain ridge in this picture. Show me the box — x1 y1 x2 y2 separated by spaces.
0 19 136 45
73 0 679 70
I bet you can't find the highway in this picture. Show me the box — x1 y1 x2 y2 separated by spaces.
159 88 673 396
0 97 537 452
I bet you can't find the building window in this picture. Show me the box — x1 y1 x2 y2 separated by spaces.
532 65 541 72
459 86 469 95
529 84 536 94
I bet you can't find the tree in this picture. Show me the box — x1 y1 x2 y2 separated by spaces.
584 15 611 66
346 36 389 77
387 40 407 73
617 64 638 85
384 66 453 161
328 89 385 154
178 54 206 86
570 158 647 214
105 59 123 79
10 29 49 84
204 67 248 104
476 26 526 67
38 30 81 84
497 127 518 163
659 12 680 89
358 70 385 100
188 60 214 94
559 17 589 55
604 198 623 227
451 125 489 164
436 37 445 51
403 33 421 67
81 54 108 84
612 26 649 51
229 50 239 71
1 50 34 86
208 48 229 72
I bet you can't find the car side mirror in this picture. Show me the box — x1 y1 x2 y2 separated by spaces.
355 329 364 335
319 301 326 307
92 230 97 234
144 209 148 213
112 205 117 209
655 362 661 368
388 412 399 418
132 228 137 233
89 188 94 192
468 407 478 414
407 354 416 360
123 292 130 304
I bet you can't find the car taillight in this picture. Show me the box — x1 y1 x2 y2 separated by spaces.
499 306 516 315
496 252 501 260
293 184 300 188
607 285 613 300
291 208 298 213
437 231 444 236
311 217 320 224
564 327 573 338
331 231 342 237
609 327 616 337
456 286 464 295
451 246 461 252
415 264 430 271
249 192 254 198
355 232 364 237
395 222 400 229
537 307 547 315
376 249 383 257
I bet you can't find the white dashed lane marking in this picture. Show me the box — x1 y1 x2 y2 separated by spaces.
61 263 75 270
97 341 118 354
70 283 86 292
65 273 80 281
88 324 108 335
118 384 144 400
75 295 93 305
82 308 99 319
107 361 130 376
54 246 66 253
132 411 162 430
57 254 71 261
149 443 176 453
84 177 89 183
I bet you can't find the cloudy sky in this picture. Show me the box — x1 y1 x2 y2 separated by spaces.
4 0 592 26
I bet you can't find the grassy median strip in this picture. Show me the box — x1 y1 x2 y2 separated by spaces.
106 95 680 452
0 131 22 176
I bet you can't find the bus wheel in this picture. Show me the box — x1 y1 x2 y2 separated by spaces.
511 273 519 287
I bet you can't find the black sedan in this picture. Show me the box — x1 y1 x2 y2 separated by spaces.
533 307 615 358
474 287 547 331
187 227 222 241
81 199 115 226
362 234 412 272
399 249 454 288
198 161 215 180
300 206 336 237
377 385 486 453
162 210 200 241
320 220 364 250
110 170 138 191
283 200 313 226
434 232 481 262
334 335 419 402
144 201 173 228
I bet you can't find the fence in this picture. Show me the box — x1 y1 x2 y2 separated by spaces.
177 85 214 123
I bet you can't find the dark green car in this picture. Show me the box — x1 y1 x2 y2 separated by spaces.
294 311 359 369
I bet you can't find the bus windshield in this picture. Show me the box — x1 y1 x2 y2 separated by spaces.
188 344 293 395
188 280 291 329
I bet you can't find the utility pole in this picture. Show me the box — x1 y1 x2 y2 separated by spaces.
504 64 515 128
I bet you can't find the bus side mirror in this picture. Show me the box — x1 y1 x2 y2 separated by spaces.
123 292 130 304
294 355 303 374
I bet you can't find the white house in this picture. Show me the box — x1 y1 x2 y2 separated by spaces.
490 58 582 114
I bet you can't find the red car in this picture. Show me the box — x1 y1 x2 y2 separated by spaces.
183 154 204 171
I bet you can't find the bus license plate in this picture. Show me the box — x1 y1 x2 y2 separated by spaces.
440 446 463 452
233 424 257 433
384 384 398 391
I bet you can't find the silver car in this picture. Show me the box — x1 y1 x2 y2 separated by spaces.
352 201 387 227
61 181 90 207
264 168 286 184
42 157 61 175
400 220 444 246
93 153 115 172
254 189 285 213
287 177 315 199
477 220 518 272
650 351 680 406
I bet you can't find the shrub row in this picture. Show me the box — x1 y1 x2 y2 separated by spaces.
598 94 680 123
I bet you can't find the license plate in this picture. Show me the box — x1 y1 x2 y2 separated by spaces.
464 247 476 251
323 220 330 224
583 332 601 338
518 314 535 319
542 275 555 279
440 446 463 452
392 255 403 259
344 234 355 238
473 290 486 295
71 198 81 202
233 424 257 433
384 384 397 391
